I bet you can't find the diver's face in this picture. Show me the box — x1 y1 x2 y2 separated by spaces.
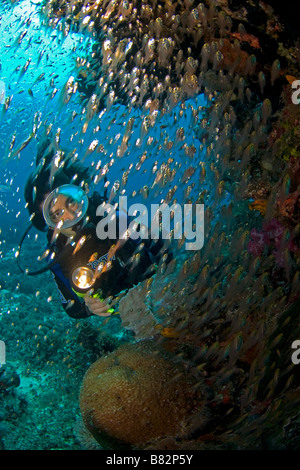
49 194 79 225
43 184 88 238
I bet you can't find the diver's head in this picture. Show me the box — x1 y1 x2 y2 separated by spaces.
42 184 89 235
24 170 69 231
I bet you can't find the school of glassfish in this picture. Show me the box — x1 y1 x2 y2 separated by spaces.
1 0 300 450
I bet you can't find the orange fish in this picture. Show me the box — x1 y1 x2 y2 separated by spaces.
181 166 196 183
286 75 297 85
229 32 260 49
248 199 267 216
155 325 179 338
88 252 99 263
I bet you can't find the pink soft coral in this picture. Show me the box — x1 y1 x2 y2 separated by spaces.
247 228 269 257
247 218 297 267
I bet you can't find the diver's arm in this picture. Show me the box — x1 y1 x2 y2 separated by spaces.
65 299 92 319
51 271 92 319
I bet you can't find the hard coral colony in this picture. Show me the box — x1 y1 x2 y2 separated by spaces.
0 0 300 451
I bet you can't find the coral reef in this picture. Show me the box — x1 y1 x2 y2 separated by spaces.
79 342 205 449
0 364 20 393
247 218 298 267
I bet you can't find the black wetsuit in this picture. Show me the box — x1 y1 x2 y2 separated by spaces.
47 192 154 319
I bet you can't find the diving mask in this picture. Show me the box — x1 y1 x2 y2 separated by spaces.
43 184 89 229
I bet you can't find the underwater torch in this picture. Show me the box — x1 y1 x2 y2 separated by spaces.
71 266 115 313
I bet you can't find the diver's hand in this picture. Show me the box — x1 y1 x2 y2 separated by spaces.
84 294 112 317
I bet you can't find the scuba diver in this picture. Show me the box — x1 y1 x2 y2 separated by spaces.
19 138 160 319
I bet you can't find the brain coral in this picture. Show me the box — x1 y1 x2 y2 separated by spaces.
79 342 204 449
